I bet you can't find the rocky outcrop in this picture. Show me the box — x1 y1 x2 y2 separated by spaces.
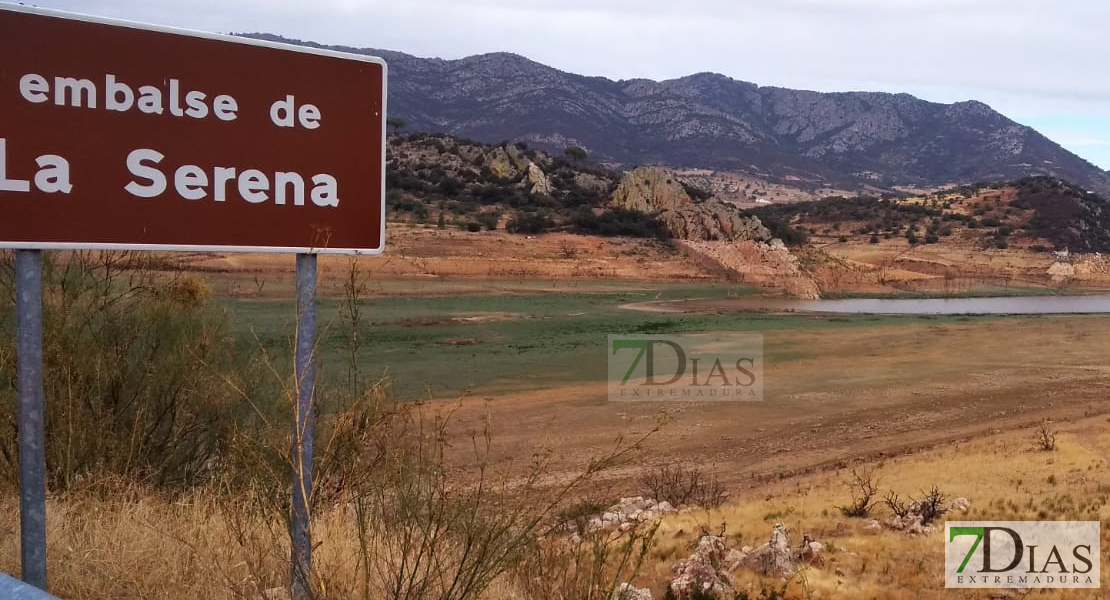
574 172 614 194
527 162 554 196
612 167 771 243
1048 261 1075 283
386 133 615 206
603 166 818 297
612 167 692 213
730 523 796 577
488 143 555 196
669 536 735 600
660 199 771 242
665 526 828 597
679 239 821 298
485 146 520 180
504 142 532 171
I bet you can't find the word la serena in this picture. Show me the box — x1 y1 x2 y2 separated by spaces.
0 139 341 207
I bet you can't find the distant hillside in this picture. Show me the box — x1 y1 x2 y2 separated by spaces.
241 34 1110 196
750 176 1110 253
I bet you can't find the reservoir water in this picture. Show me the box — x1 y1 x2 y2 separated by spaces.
707 294 1110 315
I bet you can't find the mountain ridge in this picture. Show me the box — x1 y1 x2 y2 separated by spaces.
239 33 1110 196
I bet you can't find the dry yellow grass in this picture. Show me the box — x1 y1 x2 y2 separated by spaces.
643 418 1110 599
2 419 1108 599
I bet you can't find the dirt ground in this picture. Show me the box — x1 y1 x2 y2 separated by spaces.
173 225 709 296
436 314 1110 494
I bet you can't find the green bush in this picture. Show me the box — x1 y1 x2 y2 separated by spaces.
572 207 668 239
476 213 500 231
756 215 808 246
506 212 555 234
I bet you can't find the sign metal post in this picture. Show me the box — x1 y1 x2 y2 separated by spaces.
291 253 316 599
15 249 46 590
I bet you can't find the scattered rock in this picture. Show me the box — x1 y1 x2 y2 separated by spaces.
948 497 971 513
800 534 825 566
888 513 933 535
669 536 735 600
862 519 883 534
1048 261 1075 283
906 518 933 536
586 496 679 532
613 582 653 600
732 523 796 577
439 338 479 346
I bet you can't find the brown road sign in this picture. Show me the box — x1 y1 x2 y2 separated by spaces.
0 5 386 254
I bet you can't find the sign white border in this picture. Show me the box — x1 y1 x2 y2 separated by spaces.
0 2 388 255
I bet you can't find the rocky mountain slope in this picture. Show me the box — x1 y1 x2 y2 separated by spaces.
750 176 1110 253
386 133 776 245
242 34 1110 196
385 132 628 233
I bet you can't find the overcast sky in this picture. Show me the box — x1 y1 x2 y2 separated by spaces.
28 0 1110 170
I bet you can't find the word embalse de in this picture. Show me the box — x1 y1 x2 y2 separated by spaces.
5 71 339 207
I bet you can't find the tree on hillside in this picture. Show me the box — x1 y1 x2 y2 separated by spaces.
564 145 587 162
387 116 406 134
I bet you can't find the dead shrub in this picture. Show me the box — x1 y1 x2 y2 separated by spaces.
515 523 658 600
641 462 727 508
1035 421 1057 451
836 468 880 518
915 486 947 525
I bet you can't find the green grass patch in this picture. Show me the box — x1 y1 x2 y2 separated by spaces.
219 283 1016 401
